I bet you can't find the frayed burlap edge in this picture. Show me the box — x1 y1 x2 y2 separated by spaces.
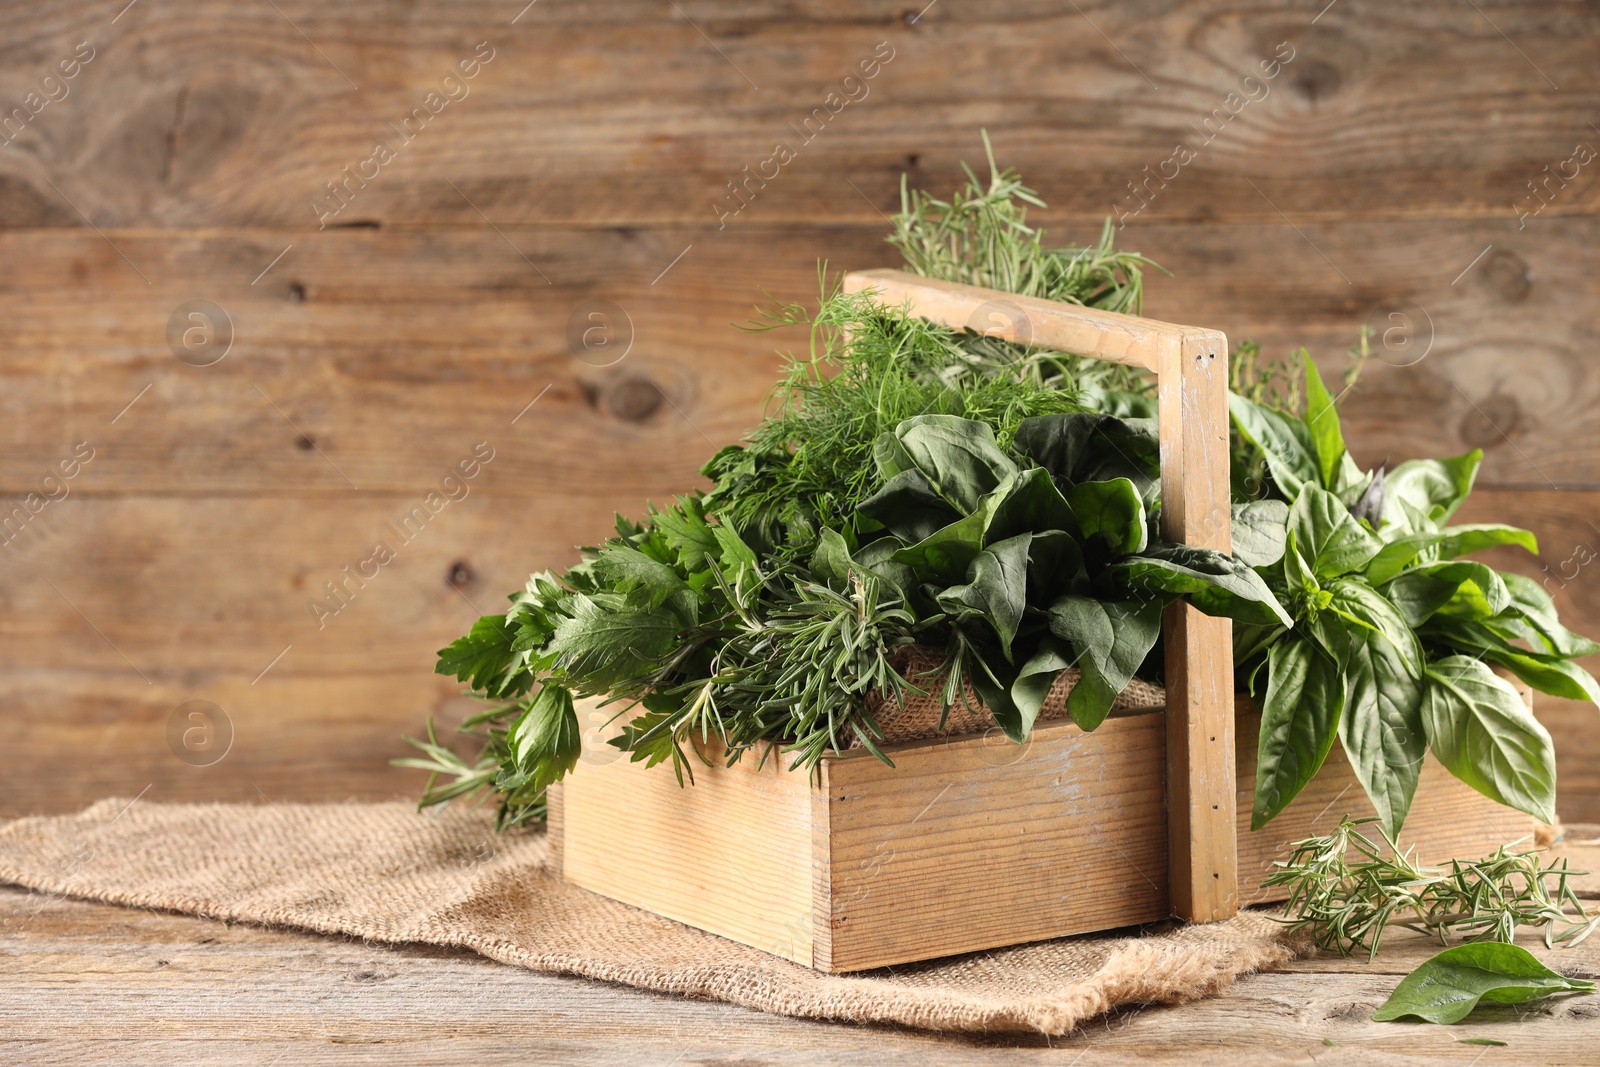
0 798 1300 1036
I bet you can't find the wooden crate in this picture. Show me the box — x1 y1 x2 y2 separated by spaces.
550 692 1532 972
548 269 1536 971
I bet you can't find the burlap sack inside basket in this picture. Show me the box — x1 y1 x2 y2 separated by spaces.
858 643 1167 747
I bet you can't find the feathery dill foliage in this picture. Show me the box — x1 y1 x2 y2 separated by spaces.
704 135 1162 555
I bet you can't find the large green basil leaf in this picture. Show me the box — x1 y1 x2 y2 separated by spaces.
1290 485 1382 579
1373 942 1593 1024
1381 451 1482 535
1230 392 1318 501
1252 635 1344 830
1423 616 1600 707
1302 350 1348 491
857 468 964 545
894 415 1018 513
1232 499 1289 568
1315 580 1426 836
1384 560 1510 627
936 534 1033 660
1010 636 1076 738
1065 477 1148 556
1366 524 1537 586
987 466 1074 543
1108 545 1294 629
1499 571 1600 658
1046 595 1163 730
1420 656 1556 822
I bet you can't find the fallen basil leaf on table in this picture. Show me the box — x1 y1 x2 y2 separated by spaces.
1373 943 1595 1024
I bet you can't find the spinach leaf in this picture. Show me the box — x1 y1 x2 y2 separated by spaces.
1047 595 1163 730
1064 477 1148 556
937 533 1033 660
1230 391 1319 500
890 498 998 585
857 468 964 544
1013 412 1161 491
894 414 1018 512
1384 560 1510 627
1374 942 1593 1024
1420 656 1556 822
1290 485 1382 579
1011 637 1078 737
1252 635 1344 829
1108 544 1294 629
986 466 1073 543
1232 499 1289 568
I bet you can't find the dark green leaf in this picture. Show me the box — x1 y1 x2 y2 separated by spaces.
1302 350 1347 491
987 466 1073 543
1107 544 1294 629
1252 635 1344 829
546 594 681 690
1065 477 1149 556
809 528 855 587
894 414 1018 513
890 502 994 586
937 534 1033 659
1290 486 1382 579
857 468 963 545
506 683 582 795
1420 656 1556 822
1373 942 1593 1024
1230 392 1318 501
652 496 720 571
1010 636 1075 738
1047 595 1163 730
1233 499 1289 568
436 615 522 696
591 543 697 623
1013 412 1161 491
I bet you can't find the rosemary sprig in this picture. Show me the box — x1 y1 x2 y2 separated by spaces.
1265 816 1599 959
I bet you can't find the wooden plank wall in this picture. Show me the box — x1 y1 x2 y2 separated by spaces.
2 1 1597 820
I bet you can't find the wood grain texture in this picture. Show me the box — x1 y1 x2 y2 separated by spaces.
1161 329 1238 921
7 833 1600 1064
554 709 815 966
818 710 1170 971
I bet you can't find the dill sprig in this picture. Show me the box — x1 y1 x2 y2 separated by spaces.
1265 816 1599 959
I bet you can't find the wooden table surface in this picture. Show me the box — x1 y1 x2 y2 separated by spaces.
6 833 1600 1066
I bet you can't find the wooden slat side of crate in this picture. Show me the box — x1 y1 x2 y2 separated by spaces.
1236 677 1538 904
552 741 816 965
816 709 1170 972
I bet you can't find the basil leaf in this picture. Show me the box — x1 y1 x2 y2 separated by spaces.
858 468 964 544
1366 524 1537 586
1065 477 1149 556
1317 580 1426 836
1374 942 1594 1024
1109 544 1294 629
937 533 1033 660
1420 656 1556 822
1381 451 1482 534
1252 635 1344 829
1290 485 1381 579
1230 391 1319 501
1046 595 1163 730
1384 560 1509 627
1423 617 1600 708
894 414 1018 513
1302 349 1348 491
1500 571 1600 658
1232 499 1289 568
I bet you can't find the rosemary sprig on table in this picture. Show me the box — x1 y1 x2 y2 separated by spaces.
1265 816 1599 959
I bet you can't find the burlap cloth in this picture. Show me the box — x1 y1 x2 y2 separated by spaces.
0 796 1300 1036
860 645 1167 746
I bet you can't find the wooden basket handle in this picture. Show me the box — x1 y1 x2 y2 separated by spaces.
841 269 1239 922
